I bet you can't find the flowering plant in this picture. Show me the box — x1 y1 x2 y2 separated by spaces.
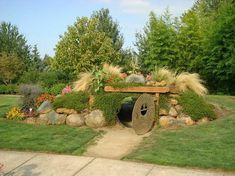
36 93 55 107
62 85 72 95
6 107 25 120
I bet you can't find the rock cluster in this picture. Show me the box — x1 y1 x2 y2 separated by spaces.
24 101 106 128
159 95 195 128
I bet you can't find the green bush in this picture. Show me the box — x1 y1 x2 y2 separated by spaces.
93 93 140 125
53 92 89 112
0 84 18 94
19 71 40 84
39 72 60 88
45 83 66 95
177 91 216 120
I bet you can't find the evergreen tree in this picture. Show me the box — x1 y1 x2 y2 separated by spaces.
91 8 124 52
136 11 178 72
0 22 31 69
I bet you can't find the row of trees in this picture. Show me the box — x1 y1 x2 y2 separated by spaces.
0 0 234 94
0 21 51 84
136 0 235 94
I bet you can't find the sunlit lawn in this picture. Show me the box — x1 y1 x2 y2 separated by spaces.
125 95 235 171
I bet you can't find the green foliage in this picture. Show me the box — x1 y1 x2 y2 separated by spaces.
29 45 44 72
52 17 120 75
159 94 170 111
19 71 40 84
93 93 140 125
178 91 216 120
19 84 42 109
0 22 31 70
136 10 178 72
53 92 89 112
91 8 124 52
45 83 66 95
0 84 18 94
0 53 24 85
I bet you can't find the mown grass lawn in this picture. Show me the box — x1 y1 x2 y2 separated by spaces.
0 95 100 155
0 95 21 117
125 95 235 171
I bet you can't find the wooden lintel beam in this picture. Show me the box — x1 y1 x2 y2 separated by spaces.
104 86 173 93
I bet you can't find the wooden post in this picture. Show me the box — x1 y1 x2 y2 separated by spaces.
155 93 160 119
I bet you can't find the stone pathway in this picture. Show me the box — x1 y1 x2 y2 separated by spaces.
0 150 234 176
84 126 151 159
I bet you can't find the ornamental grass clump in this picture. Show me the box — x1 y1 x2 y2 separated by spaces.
73 72 93 92
151 68 176 86
150 68 207 96
73 63 123 93
175 73 208 96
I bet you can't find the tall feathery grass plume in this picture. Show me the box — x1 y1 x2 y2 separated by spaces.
102 63 122 77
73 72 93 92
175 72 208 96
151 68 176 86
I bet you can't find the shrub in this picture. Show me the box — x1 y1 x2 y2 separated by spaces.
93 93 140 125
36 93 55 107
6 107 25 120
177 91 216 121
19 84 42 109
46 83 66 95
19 71 40 84
0 84 18 94
53 92 89 112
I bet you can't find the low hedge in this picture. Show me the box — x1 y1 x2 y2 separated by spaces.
53 91 89 112
177 91 216 121
0 84 18 94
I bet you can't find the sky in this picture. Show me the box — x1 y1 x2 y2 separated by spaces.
0 0 196 57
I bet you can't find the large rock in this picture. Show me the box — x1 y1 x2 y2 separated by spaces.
170 99 178 106
37 114 49 125
159 116 177 128
24 117 36 124
197 117 209 124
175 105 182 112
159 108 168 116
37 101 52 114
56 108 77 114
66 114 85 127
47 110 66 125
169 107 178 117
180 117 195 126
85 110 106 128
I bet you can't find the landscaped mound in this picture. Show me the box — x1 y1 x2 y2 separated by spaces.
4 65 220 131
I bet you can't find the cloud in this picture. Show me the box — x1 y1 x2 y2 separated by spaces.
120 0 153 14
